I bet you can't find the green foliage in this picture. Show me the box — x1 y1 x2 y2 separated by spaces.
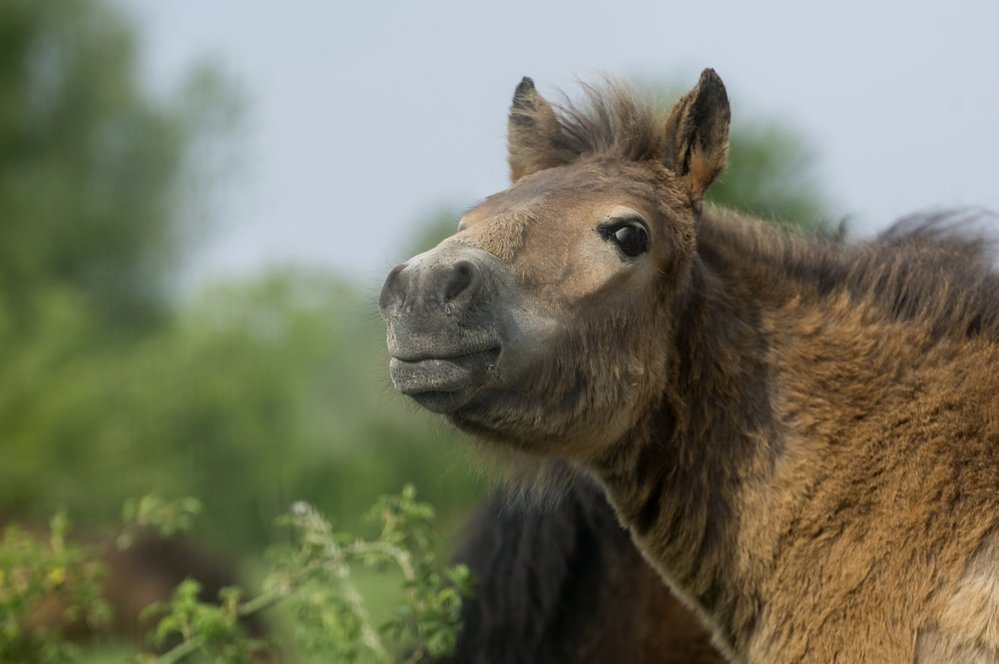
367 486 474 659
266 487 472 663
289 489 471 662
1 490 472 663
0 513 110 664
119 497 203 549
139 580 265 664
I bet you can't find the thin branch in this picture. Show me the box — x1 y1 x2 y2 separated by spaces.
345 540 416 581
153 634 206 664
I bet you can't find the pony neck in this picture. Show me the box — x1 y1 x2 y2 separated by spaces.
589 210 790 655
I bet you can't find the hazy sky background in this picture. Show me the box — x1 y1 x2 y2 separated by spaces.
116 1 999 289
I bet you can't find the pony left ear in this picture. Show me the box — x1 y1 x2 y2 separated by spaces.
662 69 731 204
507 77 570 182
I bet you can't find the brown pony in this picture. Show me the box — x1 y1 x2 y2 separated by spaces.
380 69 999 662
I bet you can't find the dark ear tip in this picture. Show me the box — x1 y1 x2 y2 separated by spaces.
512 77 537 109
698 68 726 92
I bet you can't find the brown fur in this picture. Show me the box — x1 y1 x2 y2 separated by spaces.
381 69 999 662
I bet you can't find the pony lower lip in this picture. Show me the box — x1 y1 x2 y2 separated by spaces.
392 346 500 363
388 348 499 398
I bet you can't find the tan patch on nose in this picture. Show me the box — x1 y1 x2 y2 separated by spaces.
456 210 532 264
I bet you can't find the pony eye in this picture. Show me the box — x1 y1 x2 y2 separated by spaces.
609 224 648 258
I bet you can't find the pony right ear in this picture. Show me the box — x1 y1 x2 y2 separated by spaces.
507 77 569 182
661 69 731 204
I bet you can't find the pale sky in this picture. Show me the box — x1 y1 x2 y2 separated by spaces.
116 1 999 289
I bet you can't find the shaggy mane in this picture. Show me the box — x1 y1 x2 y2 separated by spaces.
702 207 999 343
517 80 669 163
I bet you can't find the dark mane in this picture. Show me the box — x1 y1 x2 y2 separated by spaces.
436 479 635 663
435 478 722 663
701 207 999 343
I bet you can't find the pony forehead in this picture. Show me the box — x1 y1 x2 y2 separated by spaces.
464 160 671 224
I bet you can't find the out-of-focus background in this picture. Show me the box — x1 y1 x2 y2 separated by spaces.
2 0 996 657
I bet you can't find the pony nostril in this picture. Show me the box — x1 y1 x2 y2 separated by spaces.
379 263 408 314
441 259 481 304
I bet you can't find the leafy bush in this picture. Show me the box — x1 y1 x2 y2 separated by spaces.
0 489 472 663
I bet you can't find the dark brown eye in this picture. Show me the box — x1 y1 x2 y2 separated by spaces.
607 223 648 258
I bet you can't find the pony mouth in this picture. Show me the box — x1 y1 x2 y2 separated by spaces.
389 347 501 414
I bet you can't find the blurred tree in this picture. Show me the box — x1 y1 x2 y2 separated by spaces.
708 122 831 232
0 0 239 333
0 0 478 559
0 266 482 553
